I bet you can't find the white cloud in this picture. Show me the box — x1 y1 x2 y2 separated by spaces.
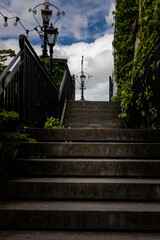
105 3 115 26
84 82 109 101
66 14 88 40
55 33 114 100
58 0 114 41
0 38 19 53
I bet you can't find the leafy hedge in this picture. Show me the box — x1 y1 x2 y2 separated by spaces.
40 58 66 88
113 0 160 127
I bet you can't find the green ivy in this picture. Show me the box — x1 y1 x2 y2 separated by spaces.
0 108 36 161
44 116 64 128
113 0 160 127
40 58 65 88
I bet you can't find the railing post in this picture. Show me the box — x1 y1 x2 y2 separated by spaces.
72 74 75 100
19 35 25 128
109 76 113 101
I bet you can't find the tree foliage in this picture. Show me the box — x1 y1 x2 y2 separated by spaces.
0 49 16 74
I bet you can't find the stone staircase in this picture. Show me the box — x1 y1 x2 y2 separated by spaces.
1 101 160 239
63 101 122 128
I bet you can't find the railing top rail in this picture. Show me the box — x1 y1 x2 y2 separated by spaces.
19 34 59 92
59 66 67 101
0 50 22 94
59 64 72 101
0 35 59 95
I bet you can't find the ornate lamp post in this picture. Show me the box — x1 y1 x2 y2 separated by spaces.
46 23 59 76
29 0 64 58
76 56 92 101
41 2 52 57
80 72 86 101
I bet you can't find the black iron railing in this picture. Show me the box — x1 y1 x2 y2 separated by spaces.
0 34 74 165
0 35 59 128
19 34 59 127
109 76 113 101
129 42 160 128
59 65 75 124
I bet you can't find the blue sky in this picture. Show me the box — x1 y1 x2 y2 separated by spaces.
0 0 115 100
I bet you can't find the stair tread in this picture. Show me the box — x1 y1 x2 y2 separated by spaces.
64 118 119 121
66 106 120 109
8 177 160 184
65 126 122 129
21 142 160 145
64 119 121 121
65 109 120 111
17 142 160 158
67 101 120 104
65 122 122 125
14 158 160 162
26 128 160 133
1 231 160 240
64 118 121 121
26 128 160 142
65 113 119 116
1 201 160 211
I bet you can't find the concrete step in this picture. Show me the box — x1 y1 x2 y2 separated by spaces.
1 201 160 230
1 231 160 240
65 106 121 112
4 177 160 201
64 113 120 120
11 159 160 178
26 128 160 142
63 119 122 125
17 142 160 159
65 105 121 111
64 123 122 129
67 101 120 106
66 101 121 110
65 109 121 116
63 121 122 129
64 101 121 128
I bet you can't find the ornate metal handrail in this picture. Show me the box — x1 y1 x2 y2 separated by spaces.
0 34 74 168
0 34 59 166
0 51 22 94
59 65 75 124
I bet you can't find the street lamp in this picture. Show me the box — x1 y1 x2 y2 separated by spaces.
80 73 86 100
76 56 92 101
29 0 64 57
46 23 59 76
41 5 52 24
41 4 52 57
